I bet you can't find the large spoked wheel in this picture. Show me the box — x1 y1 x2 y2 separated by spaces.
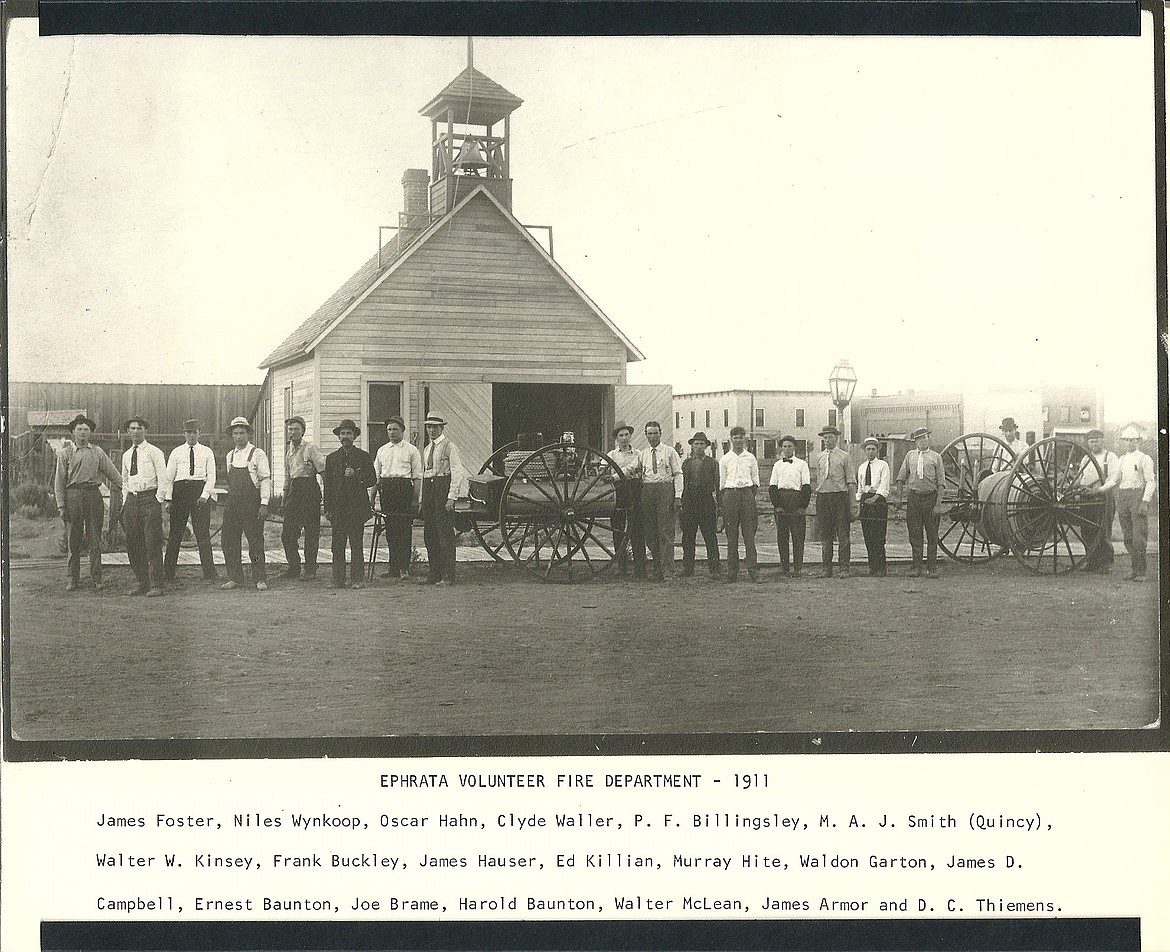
998 437 1108 575
500 442 627 583
470 442 519 562
938 432 1014 564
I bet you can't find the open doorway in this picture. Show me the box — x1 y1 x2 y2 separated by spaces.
492 383 608 452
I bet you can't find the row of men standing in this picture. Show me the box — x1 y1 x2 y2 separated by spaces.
53 411 463 594
607 421 950 580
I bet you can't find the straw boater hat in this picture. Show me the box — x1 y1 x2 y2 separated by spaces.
124 416 150 430
909 426 931 440
67 413 97 432
183 419 202 431
227 415 252 434
612 421 633 439
689 431 710 445
1120 424 1144 440
818 425 840 437
862 436 881 449
424 413 446 427
333 418 361 437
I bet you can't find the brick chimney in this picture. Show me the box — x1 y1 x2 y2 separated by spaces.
401 169 430 235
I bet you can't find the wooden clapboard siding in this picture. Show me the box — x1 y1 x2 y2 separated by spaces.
426 382 493 475
268 356 316 493
615 384 675 449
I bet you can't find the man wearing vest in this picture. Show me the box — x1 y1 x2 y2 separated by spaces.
895 425 946 579
54 413 122 592
323 419 377 590
420 413 464 586
1093 424 1156 582
220 416 272 591
121 416 169 597
164 419 218 581
1075 429 1119 573
281 415 327 580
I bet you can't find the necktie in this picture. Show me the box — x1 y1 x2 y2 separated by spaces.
426 443 434 471
652 448 658 475
865 461 872 487
190 445 196 477
916 452 923 480
130 446 138 477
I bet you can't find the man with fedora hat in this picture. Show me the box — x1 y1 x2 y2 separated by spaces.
163 419 218 582
281 415 327 580
221 415 272 591
895 425 946 578
120 416 169 596
419 413 464 585
323 419 377 589
1092 424 1155 581
608 421 646 579
680 431 721 578
812 424 856 578
719 426 759 582
857 436 891 577
373 415 423 580
768 434 811 577
999 417 1027 458
54 413 121 591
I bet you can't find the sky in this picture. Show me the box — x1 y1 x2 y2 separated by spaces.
5 25 1162 420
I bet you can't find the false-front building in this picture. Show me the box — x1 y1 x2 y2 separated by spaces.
256 62 669 493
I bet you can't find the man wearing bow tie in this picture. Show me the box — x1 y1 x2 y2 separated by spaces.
768 435 811 577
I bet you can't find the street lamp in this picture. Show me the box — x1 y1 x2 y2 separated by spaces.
829 358 858 443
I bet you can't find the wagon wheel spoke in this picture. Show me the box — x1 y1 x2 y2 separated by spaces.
506 484 561 515
575 518 617 560
1058 506 1104 532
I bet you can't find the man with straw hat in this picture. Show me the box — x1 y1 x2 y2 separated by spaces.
220 415 272 591
895 425 945 579
323 419 377 589
54 413 121 592
1092 424 1155 581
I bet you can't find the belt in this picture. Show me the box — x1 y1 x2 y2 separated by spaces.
908 489 937 495
66 483 100 491
380 476 413 481
126 489 159 499
422 474 450 481
724 484 754 491
289 475 318 481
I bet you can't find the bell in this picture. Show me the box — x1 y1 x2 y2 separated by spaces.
455 138 488 174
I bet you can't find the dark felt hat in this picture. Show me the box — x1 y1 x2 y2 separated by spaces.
123 416 149 430
689 431 710 445
385 416 406 430
818 425 840 437
1000 417 1017 431
67 413 97 432
612 421 634 439
1086 429 1105 440
333 419 361 437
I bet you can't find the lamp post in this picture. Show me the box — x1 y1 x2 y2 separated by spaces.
829 358 858 444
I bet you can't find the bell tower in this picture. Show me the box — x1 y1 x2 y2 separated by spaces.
419 40 523 215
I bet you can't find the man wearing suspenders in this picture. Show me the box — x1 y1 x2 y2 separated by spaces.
220 416 272 591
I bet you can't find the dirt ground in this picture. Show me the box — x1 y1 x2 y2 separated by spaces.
6 554 1161 740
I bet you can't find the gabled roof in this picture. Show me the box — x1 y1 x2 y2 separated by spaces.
261 184 644 369
419 66 523 127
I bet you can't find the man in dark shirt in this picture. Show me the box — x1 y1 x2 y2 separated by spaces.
323 419 377 590
680 432 721 577
54 414 122 592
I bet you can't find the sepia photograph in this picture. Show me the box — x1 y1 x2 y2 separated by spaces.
4 25 1163 748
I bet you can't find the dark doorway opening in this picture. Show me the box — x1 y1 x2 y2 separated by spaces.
492 383 608 452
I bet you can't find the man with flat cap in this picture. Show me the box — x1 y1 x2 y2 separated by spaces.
54 413 122 592
768 434 811 577
1074 429 1119 573
221 415 272 591
680 431 721 578
1092 424 1155 581
281 415 326 580
164 419 218 582
895 425 946 578
857 436 891 577
608 421 646 578
121 416 169 597
323 419 377 589
812 424 856 578
374 415 423 580
419 413 464 586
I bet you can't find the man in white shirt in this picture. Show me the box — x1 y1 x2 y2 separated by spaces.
999 417 1027 458
121 416 169 597
857 436 892 577
164 419 218 582
719 425 760 583
1093 424 1156 581
220 416 272 591
1075 428 1119 573
281 415 327 580
608 422 646 578
639 421 683 581
768 435 811 577
420 413 464 586
374 415 423 580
